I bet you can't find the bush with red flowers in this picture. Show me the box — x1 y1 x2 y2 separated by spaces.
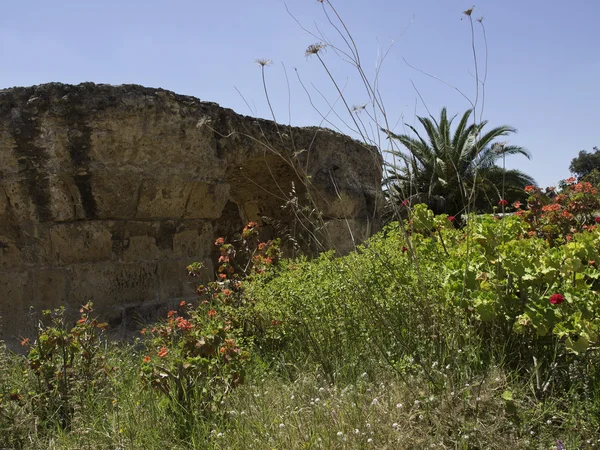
140 299 249 419
515 179 600 243
454 201 600 354
140 223 282 420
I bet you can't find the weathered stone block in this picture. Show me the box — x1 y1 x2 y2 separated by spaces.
1 179 39 222
135 178 193 219
318 219 373 256
172 222 213 259
89 170 141 219
0 270 35 347
157 258 210 299
0 241 22 269
69 262 158 309
0 270 34 314
32 268 69 310
48 222 113 265
184 182 229 219
47 175 84 222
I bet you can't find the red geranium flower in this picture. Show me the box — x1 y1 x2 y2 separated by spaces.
498 199 508 207
549 293 565 305
401 199 410 207
447 216 455 222
594 217 600 223
214 237 225 247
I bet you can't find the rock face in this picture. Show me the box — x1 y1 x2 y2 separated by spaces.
0 82 382 347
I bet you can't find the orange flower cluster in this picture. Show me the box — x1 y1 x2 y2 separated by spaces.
571 181 597 195
541 203 561 212
176 317 193 331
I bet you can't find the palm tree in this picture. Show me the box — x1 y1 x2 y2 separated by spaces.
383 108 535 217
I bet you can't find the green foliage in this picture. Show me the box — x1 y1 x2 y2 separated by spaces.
569 146 600 180
250 200 600 387
2 199 600 447
139 223 281 435
384 107 535 216
20 303 111 431
515 180 600 242
140 301 249 429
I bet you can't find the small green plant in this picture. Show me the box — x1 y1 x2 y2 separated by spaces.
22 302 110 430
140 300 249 425
140 223 281 433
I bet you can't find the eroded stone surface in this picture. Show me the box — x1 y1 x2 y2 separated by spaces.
0 82 382 348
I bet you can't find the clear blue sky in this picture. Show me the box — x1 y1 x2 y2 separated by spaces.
1 0 598 187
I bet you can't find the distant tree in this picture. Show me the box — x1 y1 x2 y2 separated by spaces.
569 146 600 180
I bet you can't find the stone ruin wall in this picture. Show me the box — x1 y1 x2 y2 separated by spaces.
0 83 382 348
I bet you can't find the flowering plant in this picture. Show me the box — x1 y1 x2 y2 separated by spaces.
140 299 249 417
140 223 281 418
22 303 110 429
515 179 600 243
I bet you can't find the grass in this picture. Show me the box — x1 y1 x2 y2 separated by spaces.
2 347 598 449
2 208 600 449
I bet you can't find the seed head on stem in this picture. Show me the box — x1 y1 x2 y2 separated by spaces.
305 43 326 57
255 58 273 67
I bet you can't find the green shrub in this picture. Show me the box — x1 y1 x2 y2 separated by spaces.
21 303 112 431
246 199 600 393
